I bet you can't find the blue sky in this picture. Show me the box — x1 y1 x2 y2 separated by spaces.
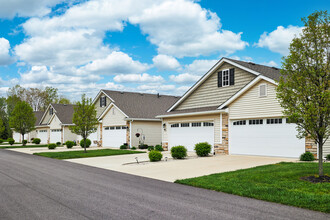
0 0 329 100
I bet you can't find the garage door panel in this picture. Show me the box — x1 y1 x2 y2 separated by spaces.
169 122 214 152
230 119 305 158
103 126 126 148
37 130 48 144
50 129 61 144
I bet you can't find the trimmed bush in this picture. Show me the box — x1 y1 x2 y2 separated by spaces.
326 154 330 161
23 140 28 145
56 142 61 146
32 138 41 144
155 145 163 151
80 139 91 148
120 145 127 149
138 144 148 149
8 138 15 145
0 139 3 143
149 150 163 162
148 146 154 151
65 141 74 149
171 145 187 159
195 142 211 157
131 146 137 150
48 143 57 149
300 152 315 161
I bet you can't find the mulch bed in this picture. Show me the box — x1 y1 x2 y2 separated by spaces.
300 175 330 183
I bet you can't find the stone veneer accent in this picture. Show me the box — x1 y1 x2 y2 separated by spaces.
99 123 103 147
126 121 130 147
162 142 168 151
214 113 229 155
305 136 317 158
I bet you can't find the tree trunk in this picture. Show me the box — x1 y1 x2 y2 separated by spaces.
22 133 25 146
318 141 323 176
84 137 87 153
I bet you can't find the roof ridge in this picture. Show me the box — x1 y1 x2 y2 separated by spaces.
102 89 179 98
225 57 281 69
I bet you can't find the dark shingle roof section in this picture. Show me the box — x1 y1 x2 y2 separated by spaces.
52 103 76 124
225 58 281 81
34 111 44 126
102 90 180 119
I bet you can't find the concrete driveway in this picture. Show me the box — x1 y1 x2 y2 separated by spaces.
65 151 297 182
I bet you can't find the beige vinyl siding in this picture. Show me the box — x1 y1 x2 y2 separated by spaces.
162 114 221 143
95 95 112 118
63 126 77 142
49 115 62 129
229 80 283 119
176 63 256 110
131 121 162 147
40 110 52 124
102 106 126 126
324 139 330 156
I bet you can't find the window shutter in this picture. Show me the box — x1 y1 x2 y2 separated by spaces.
104 97 107 106
218 71 222 87
229 68 235 85
100 97 102 107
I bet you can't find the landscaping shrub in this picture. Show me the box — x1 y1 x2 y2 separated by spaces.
326 154 330 161
80 139 91 148
300 152 315 161
138 144 148 149
48 143 57 149
56 142 61 146
149 150 163 162
23 140 28 145
65 141 74 149
148 146 154 151
8 138 14 145
195 142 211 157
120 145 127 149
171 145 187 159
131 146 137 150
155 145 163 151
0 139 3 143
32 138 41 144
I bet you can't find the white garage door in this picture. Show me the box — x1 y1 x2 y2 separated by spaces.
37 130 48 144
230 118 305 158
50 129 61 144
169 122 214 152
103 126 127 148
13 132 21 142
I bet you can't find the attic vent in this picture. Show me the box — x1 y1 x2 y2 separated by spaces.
272 67 279 70
157 93 160 98
259 84 267 97
248 62 255 65
120 91 124 94
140 93 144 96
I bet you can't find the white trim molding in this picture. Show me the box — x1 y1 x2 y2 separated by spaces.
157 109 228 118
125 118 161 121
98 102 129 120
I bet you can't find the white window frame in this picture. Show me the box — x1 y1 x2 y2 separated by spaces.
222 69 230 87
259 83 267 97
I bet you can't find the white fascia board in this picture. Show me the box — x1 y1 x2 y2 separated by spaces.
157 109 227 118
98 102 128 120
125 118 161 121
166 58 264 113
218 75 278 109
39 104 52 124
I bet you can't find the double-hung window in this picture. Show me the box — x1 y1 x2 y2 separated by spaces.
222 69 229 87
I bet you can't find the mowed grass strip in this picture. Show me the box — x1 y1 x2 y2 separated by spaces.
175 162 330 213
0 144 49 149
33 149 145 159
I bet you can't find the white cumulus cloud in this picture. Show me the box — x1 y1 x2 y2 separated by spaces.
152 54 180 71
0 38 14 65
114 73 163 83
169 73 200 84
255 25 303 55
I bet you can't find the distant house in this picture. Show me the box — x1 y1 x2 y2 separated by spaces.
157 57 330 158
93 90 179 148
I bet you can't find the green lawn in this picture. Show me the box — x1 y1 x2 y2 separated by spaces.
175 162 330 213
0 144 49 149
33 149 145 159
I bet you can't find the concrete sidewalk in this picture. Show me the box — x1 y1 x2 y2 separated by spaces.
66 152 297 182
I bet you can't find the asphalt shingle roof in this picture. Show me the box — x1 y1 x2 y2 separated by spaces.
102 90 180 119
34 111 44 126
225 57 281 81
51 103 76 124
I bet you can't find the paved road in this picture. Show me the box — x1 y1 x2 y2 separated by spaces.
0 150 328 220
